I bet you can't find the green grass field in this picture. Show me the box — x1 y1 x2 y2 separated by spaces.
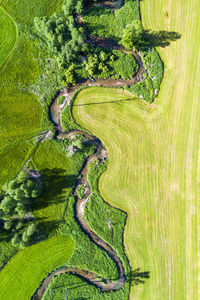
0 0 64 24
0 0 199 299
0 141 37 187
32 140 95 234
0 91 43 150
0 8 17 66
0 235 74 300
73 2 200 292
0 91 43 187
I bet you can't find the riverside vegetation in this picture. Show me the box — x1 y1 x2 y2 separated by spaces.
0 0 164 299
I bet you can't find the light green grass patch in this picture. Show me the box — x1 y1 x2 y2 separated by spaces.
0 235 74 300
0 36 43 90
0 8 17 66
0 141 36 187
0 0 64 24
0 91 43 151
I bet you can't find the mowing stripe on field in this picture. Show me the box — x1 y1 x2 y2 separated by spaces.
0 7 17 66
0 235 74 300
73 4 200 293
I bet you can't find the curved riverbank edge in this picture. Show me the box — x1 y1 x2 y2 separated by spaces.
32 1 157 298
32 128 127 299
50 50 144 128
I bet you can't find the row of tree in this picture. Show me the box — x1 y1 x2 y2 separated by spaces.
0 171 44 248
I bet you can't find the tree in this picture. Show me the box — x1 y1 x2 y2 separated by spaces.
26 223 37 237
84 54 98 78
4 220 13 230
99 51 107 62
72 139 83 150
0 196 15 212
22 231 29 243
122 20 143 50
64 64 76 86
76 1 83 14
11 234 21 247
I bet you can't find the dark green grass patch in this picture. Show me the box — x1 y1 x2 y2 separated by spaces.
83 0 140 42
0 0 64 24
86 159 129 271
110 50 138 79
0 238 16 270
0 8 17 66
127 47 163 102
31 139 95 234
62 195 118 279
44 272 130 300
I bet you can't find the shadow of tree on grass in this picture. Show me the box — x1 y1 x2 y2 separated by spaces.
144 30 181 48
128 268 150 285
33 168 77 210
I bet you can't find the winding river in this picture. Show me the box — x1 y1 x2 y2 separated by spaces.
32 1 145 299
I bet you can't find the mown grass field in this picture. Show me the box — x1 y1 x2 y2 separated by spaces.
0 8 17 66
0 235 74 300
73 1 200 293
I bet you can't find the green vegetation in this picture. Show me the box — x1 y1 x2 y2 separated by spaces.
0 91 43 151
0 8 17 66
127 48 163 102
0 0 165 298
61 85 89 131
110 50 138 79
0 141 36 187
57 95 65 105
83 1 140 42
0 170 43 248
62 195 118 279
0 0 64 24
33 5 139 85
43 158 131 300
122 20 143 50
82 49 138 80
44 273 129 300
31 139 95 234
34 7 87 65
0 235 74 300
0 90 43 188
76 185 85 199
0 241 16 269
83 0 163 102
86 159 129 265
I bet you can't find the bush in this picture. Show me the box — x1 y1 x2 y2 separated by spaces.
127 47 163 102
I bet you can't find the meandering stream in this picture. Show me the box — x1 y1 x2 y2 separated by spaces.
33 1 145 299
